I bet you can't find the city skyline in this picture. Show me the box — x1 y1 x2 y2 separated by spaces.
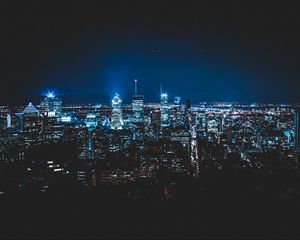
2 1 300 238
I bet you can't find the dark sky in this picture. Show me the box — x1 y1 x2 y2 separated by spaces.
1 1 300 105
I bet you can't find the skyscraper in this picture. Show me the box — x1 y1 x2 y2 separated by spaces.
41 92 62 117
132 79 144 123
174 96 181 105
110 94 123 130
22 102 43 147
184 99 192 129
170 96 182 127
6 114 11 129
160 93 170 128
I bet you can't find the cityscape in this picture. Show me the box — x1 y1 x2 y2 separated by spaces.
1 82 300 195
1 82 300 237
2 1 300 239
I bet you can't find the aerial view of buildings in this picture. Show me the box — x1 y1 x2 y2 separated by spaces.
2 1 300 239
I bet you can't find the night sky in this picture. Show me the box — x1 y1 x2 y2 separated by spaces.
1 1 300 105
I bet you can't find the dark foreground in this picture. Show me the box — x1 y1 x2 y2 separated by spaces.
0 190 299 239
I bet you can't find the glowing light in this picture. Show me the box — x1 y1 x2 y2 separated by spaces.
47 91 55 98
61 116 71 122
48 111 56 117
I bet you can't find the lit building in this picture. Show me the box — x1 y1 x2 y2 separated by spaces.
160 93 170 128
43 113 64 143
132 95 144 123
110 94 124 130
40 92 62 117
0 107 10 135
132 79 144 123
6 114 11 128
170 96 182 127
85 113 98 129
195 111 206 132
22 102 43 148
170 127 190 149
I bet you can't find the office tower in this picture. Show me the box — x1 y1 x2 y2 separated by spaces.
41 92 62 117
0 107 10 135
149 108 160 140
43 113 64 143
185 99 191 113
174 96 181 105
184 99 192 128
160 93 170 128
196 111 206 132
85 113 98 129
22 102 43 148
6 114 11 128
132 79 144 123
132 95 144 123
15 112 23 134
110 94 123 130
170 96 182 127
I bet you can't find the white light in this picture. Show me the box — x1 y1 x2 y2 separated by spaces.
47 92 55 98
61 116 71 122
54 168 62 172
48 111 56 117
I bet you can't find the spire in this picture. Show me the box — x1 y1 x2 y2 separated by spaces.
134 79 138 95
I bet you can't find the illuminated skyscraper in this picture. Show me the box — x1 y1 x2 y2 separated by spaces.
41 92 62 117
160 93 170 128
6 114 11 128
184 99 192 129
170 96 182 127
22 102 43 147
132 79 144 123
110 94 123 130
174 96 181 105
85 113 98 129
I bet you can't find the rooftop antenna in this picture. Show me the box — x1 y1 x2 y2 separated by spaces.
134 79 138 95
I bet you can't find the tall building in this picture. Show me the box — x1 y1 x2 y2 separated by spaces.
185 99 191 113
184 99 192 129
170 96 182 127
85 113 98 129
110 94 123 130
0 107 10 135
160 93 170 128
6 114 11 128
43 113 64 143
132 96 144 122
132 79 144 123
174 96 181 105
41 92 62 117
22 102 43 148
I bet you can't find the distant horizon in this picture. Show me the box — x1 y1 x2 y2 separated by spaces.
3 94 299 108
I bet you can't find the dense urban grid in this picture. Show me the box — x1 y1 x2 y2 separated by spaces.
1 80 300 196
1 81 300 237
